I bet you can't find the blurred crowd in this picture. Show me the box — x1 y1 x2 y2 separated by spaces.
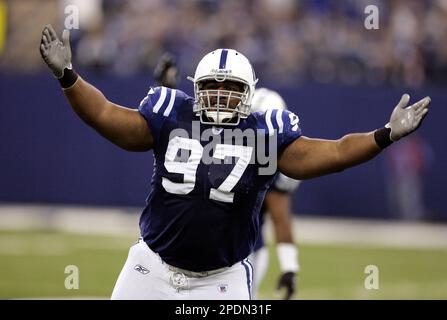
1 0 447 87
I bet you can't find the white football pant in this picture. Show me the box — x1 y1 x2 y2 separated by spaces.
111 239 253 300
249 246 269 299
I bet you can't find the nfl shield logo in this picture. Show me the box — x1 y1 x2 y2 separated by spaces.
218 284 228 293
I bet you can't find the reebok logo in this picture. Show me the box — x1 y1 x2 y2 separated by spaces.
134 264 150 275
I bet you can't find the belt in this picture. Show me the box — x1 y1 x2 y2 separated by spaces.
166 263 229 278
139 238 229 278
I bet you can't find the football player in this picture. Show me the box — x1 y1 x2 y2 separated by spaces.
154 58 301 300
40 26 431 300
250 88 301 300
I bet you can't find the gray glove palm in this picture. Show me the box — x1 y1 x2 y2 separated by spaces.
387 94 431 141
39 24 72 78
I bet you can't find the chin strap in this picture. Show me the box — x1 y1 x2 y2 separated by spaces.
205 110 236 125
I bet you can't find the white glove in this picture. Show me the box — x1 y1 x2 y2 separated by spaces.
387 94 431 141
39 24 72 78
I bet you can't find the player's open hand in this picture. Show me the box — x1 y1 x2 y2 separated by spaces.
388 94 431 141
276 271 296 300
154 53 178 88
40 24 72 78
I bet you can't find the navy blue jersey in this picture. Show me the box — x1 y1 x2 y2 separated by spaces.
138 86 302 271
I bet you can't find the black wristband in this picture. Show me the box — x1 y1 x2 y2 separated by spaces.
374 126 393 149
58 68 79 89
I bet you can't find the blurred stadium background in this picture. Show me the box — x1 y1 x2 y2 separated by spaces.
1 0 447 299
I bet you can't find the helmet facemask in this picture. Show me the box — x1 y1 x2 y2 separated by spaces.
193 77 251 126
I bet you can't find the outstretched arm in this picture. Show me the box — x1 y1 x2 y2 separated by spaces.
40 25 153 152
62 78 153 151
279 94 431 179
279 133 379 179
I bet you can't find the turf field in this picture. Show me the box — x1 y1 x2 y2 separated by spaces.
0 230 446 299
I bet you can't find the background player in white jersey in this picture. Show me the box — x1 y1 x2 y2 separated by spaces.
249 88 301 300
40 25 431 300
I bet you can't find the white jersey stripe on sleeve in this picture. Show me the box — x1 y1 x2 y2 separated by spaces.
276 109 284 134
265 109 274 136
163 89 177 117
152 87 167 113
